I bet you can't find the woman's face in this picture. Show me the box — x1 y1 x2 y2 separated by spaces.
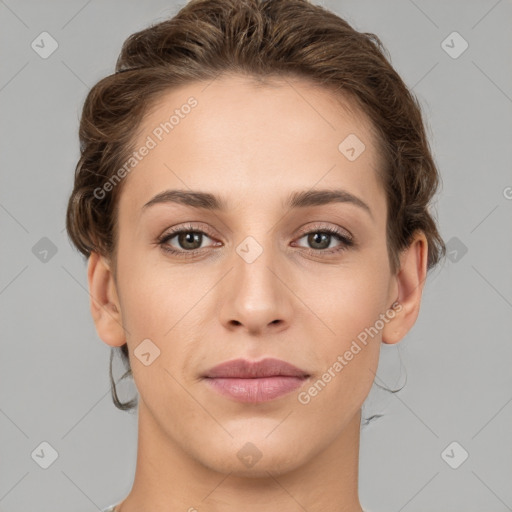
92 74 423 476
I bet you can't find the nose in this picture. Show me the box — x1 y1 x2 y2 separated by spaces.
218 239 294 336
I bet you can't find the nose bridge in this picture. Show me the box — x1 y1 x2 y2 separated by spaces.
219 228 292 333
235 232 277 291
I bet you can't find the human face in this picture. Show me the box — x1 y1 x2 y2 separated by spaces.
108 73 398 476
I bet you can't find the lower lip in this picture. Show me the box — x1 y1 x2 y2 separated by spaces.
204 376 308 403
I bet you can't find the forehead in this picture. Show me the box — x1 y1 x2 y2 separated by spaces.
118 73 386 219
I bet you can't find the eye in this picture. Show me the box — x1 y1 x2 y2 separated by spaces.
293 225 354 254
157 223 219 258
156 222 354 259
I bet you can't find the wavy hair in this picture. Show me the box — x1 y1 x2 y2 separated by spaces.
66 0 446 410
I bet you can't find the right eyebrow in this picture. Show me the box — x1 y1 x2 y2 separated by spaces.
142 189 228 212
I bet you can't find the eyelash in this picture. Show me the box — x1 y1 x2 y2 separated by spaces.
156 222 354 259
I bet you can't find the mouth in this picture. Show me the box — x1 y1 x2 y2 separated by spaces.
202 357 310 403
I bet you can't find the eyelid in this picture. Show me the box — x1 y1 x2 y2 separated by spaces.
158 222 217 239
295 221 353 241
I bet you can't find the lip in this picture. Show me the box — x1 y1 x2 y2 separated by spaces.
202 357 310 403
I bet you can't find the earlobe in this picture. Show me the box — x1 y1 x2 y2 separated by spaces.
87 252 126 347
382 231 428 345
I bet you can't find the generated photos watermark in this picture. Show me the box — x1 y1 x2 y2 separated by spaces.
298 301 403 405
93 96 198 200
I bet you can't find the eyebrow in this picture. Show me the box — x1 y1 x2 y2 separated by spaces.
142 188 373 219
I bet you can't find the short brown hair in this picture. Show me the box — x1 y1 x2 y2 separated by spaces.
66 0 446 411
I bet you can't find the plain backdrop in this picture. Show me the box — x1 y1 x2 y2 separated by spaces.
1 1 511 511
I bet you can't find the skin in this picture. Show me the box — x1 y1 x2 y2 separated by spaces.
88 73 428 512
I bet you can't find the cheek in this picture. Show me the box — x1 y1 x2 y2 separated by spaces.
115 249 213 364
115 267 191 407
298 273 386 414
307 263 390 341
115 236 173 325
300 261 389 402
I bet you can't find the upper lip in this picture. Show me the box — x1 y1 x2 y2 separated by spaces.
203 357 310 379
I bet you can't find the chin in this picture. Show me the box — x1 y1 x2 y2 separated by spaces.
196 435 309 478
208 454 306 479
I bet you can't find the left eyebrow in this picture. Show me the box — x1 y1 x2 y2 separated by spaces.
141 188 373 220
284 189 373 220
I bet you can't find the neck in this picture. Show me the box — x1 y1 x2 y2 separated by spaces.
118 401 364 512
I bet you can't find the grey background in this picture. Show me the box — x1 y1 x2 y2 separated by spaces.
1 0 511 511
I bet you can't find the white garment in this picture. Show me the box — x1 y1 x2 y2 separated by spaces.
102 506 372 512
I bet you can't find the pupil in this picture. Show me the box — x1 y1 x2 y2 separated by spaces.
181 232 201 249
310 232 329 249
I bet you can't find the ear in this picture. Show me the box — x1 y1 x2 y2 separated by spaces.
382 230 429 345
87 252 126 347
